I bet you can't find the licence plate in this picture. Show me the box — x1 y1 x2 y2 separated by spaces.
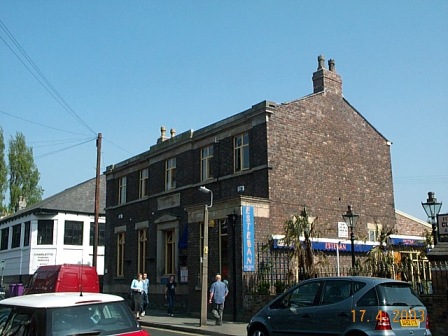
400 319 419 327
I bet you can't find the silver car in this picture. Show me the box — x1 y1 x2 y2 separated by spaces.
247 276 431 336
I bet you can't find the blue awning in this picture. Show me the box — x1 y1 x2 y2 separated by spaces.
389 235 425 247
312 241 373 253
272 236 376 252
272 234 426 252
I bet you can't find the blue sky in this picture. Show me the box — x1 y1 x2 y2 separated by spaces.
1 1 447 221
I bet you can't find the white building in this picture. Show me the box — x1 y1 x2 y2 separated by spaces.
0 176 105 290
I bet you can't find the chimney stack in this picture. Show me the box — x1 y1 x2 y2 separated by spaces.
18 196 27 211
312 55 342 95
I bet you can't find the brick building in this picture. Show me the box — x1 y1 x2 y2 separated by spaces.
103 56 425 320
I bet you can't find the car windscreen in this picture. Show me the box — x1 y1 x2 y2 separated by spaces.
0 305 46 335
50 301 139 335
376 282 423 307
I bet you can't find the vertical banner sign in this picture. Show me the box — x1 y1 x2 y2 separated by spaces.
242 206 255 272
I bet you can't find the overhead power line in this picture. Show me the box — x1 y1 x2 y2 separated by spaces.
35 137 96 159
0 19 96 136
0 109 90 136
394 175 448 184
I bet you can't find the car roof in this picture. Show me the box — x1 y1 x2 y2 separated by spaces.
301 276 408 285
0 292 123 308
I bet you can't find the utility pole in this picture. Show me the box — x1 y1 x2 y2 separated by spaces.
93 133 102 268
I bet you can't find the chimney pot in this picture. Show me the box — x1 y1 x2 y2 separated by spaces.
157 126 167 143
317 55 325 70
328 59 335 72
170 129 176 138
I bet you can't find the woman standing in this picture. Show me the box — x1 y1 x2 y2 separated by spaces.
130 273 144 319
165 275 176 316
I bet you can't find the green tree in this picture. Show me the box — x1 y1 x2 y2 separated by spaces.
0 128 7 213
283 207 318 283
8 132 43 212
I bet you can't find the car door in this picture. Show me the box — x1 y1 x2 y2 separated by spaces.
267 280 323 335
314 280 353 335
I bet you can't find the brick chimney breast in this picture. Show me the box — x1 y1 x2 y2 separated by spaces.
312 55 343 96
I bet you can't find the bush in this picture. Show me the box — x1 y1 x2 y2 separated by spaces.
256 282 270 295
274 281 287 294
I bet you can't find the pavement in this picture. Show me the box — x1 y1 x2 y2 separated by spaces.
139 309 247 336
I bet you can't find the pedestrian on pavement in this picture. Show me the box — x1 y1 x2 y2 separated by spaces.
209 274 229 325
130 273 144 319
141 273 149 316
165 274 176 316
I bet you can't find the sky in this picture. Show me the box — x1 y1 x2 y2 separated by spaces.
0 1 447 222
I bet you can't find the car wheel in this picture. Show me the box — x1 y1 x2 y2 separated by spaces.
249 326 269 336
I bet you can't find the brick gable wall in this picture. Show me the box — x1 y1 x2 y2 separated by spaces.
267 90 395 241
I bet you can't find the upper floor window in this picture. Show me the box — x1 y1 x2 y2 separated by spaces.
119 176 127 204
12 224 21 248
1 228 9 250
367 223 382 242
90 222 105 246
37 220 54 245
234 132 249 172
64 220 83 245
24 221 30 247
165 158 176 190
201 145 214 181
139 168 149 198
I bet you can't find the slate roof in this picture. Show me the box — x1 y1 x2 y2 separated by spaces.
0 175 106 224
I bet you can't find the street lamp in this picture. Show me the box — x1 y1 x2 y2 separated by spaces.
421 191 442 246
198 186 213 326
342 205 359 269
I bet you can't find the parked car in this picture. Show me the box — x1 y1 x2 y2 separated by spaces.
247 276 431 336
23 264 99 295
0 292 150 335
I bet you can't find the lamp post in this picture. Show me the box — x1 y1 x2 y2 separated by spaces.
198 186 213 326
342 205 359 270
421 191 443 246
227 213 238 322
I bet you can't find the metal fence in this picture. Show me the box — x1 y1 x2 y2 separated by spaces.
430 261 448 295
243 242 434 295
243 243 292 295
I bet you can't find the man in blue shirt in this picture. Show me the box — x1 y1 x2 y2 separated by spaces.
141 273 149 316
209 274 228 325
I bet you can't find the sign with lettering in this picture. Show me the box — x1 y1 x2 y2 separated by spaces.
31 251 56 271
438 213 448 241
242 206 255 272
338 222 348 238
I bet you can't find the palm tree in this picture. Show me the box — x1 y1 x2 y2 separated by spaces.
282 207 317 283
365 225 396 278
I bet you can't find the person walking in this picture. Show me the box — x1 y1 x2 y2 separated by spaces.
209 274 228 325
165 275 176 316
141 273 149 317
130 273 144 319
